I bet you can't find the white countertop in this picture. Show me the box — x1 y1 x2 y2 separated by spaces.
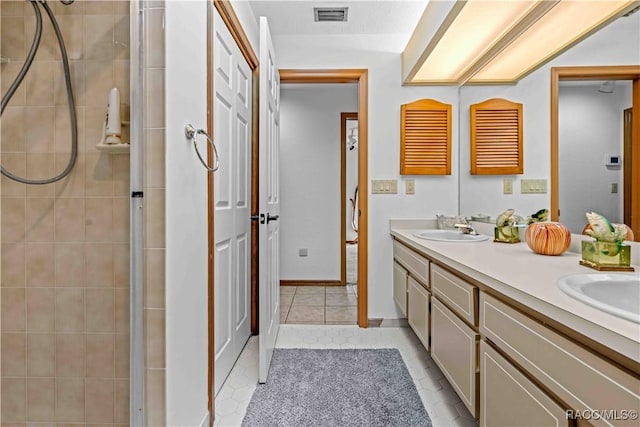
390 226 640 364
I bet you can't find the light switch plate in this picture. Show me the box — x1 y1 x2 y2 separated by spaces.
503 179 513 194
372 180 398 194
405 179 415 195
521 179 547 194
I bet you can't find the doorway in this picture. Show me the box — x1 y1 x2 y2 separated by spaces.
342 112 359 296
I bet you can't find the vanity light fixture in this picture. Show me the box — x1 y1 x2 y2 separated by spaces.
403 0 639 85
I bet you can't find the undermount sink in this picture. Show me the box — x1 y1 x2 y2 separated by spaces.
557 273 640 323
413 229 489 243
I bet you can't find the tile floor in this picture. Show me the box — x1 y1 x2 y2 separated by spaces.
214 325 478 427
281 285 358 324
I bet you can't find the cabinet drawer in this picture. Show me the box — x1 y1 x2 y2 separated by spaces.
432 297 479 418
408 276 430 351
393 261 408 316
393 241 430 286
431 264 477 326
480 340 569 427
480 292 640 427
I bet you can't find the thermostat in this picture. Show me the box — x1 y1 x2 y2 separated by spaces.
605 155 622 167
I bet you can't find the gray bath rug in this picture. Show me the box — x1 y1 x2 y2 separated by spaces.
241 348 431 427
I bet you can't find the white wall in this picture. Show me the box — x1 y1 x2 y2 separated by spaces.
459 13 640 220
559 84 632 233
280 85 358 280
165 1 209 425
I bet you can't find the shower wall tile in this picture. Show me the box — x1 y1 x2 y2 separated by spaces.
114 333 129 379
86 288 115 332
145 129 165 188
84 1 114 16
84 107 106 152
25 198 55 242
113 154 130 196
26 333 55 377
85 333 115 378
145 68 165 129
26 18 58 62
1 62 27 106
145 189 165 249
85 15 115 61
26 288 54 332
25 242 55 286
53 0 85 16
145 308 166 369
54 198 85 242
26 377 55 421
84 242 114 286
1 17 26 62
1 288 26 331
25 62 55 106
112 197 129 243
1 106 26 152
55 377 85 422
85 197 113 242
55 333 85 378
145 8 165 68
114 15 130 61
113 244 130 286
54 243 84 287
84 60 114 107
54 105 85 153
145 369 166 427
1 1 24 17
1 333 26 376
85 153 114 196
1 242 26 287
145 249 165 309
55 61 86 107
25 107 56 152
114 287 130 334
114 60 131 104
54 153 86 197
85 378 114 423
58 15 85 61
115 378 130 423
2 197 26 241
1 153 27 196
26 154 55 197
1 377 27 422
55 288 85 332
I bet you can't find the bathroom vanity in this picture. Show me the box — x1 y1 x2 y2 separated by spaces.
390 222 640 427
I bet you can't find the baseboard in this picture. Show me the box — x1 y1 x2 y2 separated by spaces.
199 412 209 427
280 280 343 287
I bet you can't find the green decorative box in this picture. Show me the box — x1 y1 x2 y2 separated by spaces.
494 226 520 243
580 240 634 271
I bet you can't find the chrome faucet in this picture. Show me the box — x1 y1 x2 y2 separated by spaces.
454 223 479 235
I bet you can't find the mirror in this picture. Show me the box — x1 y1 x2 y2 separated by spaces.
457 12 640 240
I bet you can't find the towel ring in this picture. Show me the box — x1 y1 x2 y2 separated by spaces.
185 124 219 172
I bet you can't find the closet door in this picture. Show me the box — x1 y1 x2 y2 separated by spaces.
212 8 252 395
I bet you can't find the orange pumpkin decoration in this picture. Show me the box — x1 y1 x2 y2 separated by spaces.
525 222 571 256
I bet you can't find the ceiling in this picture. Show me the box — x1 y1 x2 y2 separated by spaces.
247 0 429 52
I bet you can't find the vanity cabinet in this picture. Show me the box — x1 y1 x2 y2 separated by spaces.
480 340 569 427
407 276 430 350
392 261 408 316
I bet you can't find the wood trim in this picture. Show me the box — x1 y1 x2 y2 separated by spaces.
550 66 640 241
341 112 358 286
280 69 369 328
624 108 632 229
213 0 258 69
280 280 344 287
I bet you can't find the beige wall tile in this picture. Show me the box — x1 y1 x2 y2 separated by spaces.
86 333 114 377
58 15 85 61
113 243 130 287
85 378 114 423
1 153 27 196
26 378 55 422
55 333 85 378
1 242 26 287
1 63 26 105
26 288 54 332
85 153 113 196
85 288 114 332
54 288 84 331
25 198 55 242
24 107 55 152
84 15 114 61
1 106 26 152
1 1 25 17
85 197 113 242
54 198 85 242
145 8 165 68
145 189 165 248
145 69 165 129
114 60 130 101
1 333 26 376
54 153 86 198
113 154 130 196
1 17 26 62
114 333 129 379
84 107 105 153
112 197 129 243
55 378 85 422
1 377 27 423
1 288 26 331
114 15 130 60
26 333 55 377
115 379 129 424
53 0 84 15
84 1 114 15
145 129 165 189
145 369 166 427
114 1 131 15
114 287 129 334
54 243 84 287
84 60 114 108
25 62 54 106
84 243 114 286
55 61 85 108
145 249 165 308
25 154 55 197
145 308 165 369
2 197 26 242
54 104 85 154
26 243 55 287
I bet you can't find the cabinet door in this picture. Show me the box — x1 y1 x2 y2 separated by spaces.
431 297 479 418
408 276 430 350
480 340 569 427
393 261 408 316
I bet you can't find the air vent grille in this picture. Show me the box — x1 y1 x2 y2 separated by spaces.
314 7 348 22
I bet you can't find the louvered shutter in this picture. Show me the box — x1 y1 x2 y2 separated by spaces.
400 99 452 175
470 98 523 175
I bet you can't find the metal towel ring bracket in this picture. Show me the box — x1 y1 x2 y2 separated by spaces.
185 124 219 172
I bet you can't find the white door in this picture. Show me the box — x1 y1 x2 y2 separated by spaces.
212 9 252 395
258 16 281 384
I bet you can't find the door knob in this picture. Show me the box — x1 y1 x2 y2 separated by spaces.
266 213 279 223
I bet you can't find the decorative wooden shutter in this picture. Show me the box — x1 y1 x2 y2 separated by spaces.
470 98 523 175
400 99 451 175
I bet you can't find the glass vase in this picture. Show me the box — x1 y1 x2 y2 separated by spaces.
581 240 631 268
494 226 520 243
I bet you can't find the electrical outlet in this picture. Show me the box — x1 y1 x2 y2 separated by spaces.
503 179 513 194
405 179 415 195
611 183 618 194
521 179 547 194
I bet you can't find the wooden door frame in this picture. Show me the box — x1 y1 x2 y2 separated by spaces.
207 1 258 423
550 65 640 240
341 112 358 285
280 70 369 328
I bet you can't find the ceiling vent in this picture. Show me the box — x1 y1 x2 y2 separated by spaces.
314 7 348 22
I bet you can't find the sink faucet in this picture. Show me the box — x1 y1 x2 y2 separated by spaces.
454 223 479 235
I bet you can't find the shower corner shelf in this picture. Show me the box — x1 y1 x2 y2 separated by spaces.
96 141 131 153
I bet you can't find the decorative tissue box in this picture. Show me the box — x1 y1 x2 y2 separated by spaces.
580 240 634 271
494 226 520 243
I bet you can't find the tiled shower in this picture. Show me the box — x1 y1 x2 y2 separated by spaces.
0 0 166 424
